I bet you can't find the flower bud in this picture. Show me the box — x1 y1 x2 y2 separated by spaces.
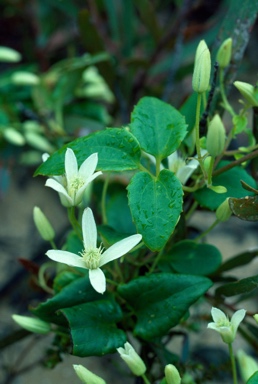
234 81 258 107
165 364 181 384
24 131 55 152
0 46 21 62
33 206 55 241
73 365 106 384
216 38 232 69
236 349 258 383
11 71 40 86
12 314 51 334
254 314 258 324
206 114 226 157
216 198 232 222
117 342 146 376
3 127 25 146
192 40 211 93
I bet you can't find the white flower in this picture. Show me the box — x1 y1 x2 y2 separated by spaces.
117 342 146 376
207 307 246 344
45 148 102 207
46 208 142 294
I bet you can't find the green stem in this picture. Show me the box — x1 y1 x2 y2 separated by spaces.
67 207 82 240
148 246 164 274
49 240 57 249
228 343 238 384
141 373 151 384
207 156 215 186
219 69 236 117
194 219 220 242
156 157 161 177
194 93 206 178
101 173 110 225
185 200 199 221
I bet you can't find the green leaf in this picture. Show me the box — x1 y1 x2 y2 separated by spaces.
34 128 141 176
216 274 258 297
247 371 258 384
32 275 100 323
194 161 257 210
160 240 222 276
229 195 258 221
217 249 258 273
118 273 212 340
130 97 187 159
61 299 126 356
127 170 183 251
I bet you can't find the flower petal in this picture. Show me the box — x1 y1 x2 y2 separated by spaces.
82 208 97 249
89 268 106 294
79 153 99 180
75 171 102 205
211 307 227 323
65 148 78 184
46 250 86 269
231 309 246 329
100 234 142 267
45 178 73 206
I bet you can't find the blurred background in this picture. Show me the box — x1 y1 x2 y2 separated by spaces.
0 0 258 383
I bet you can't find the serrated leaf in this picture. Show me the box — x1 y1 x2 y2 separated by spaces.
216 274 258 297
118 273 212 340
194 161 256 210
160 240 222 276
61 299 126 356
130 97 187 159
34 128 141 176
127 170 183 251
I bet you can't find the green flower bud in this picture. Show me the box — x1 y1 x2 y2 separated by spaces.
254 314 258 324
73 365 106 384
33 206 55 241
216 38 232 69
203 156 212 174
3 127 25 146
206 114 226 157
165 364 181 384
0 46 21 62
216 198 232 222
234 81 258 107
236 349 258 383
117 342 146 376
24 131 55 152
192 40 211 93
11 71 40 86
12 314 51 334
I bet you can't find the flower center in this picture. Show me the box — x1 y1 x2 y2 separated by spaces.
68 176 85 196
217 317 230 327
80 245 103 269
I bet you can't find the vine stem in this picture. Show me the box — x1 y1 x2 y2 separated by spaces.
213 149 258 177
228 343 238 384
141 373 151 384
101 173 110 225
219 69 236 117
194 93 206 179
194 219 220 242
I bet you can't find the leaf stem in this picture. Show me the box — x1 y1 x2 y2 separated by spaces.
194 219 220 242
141 373 151 384
194 93 206 178
219 69 236 117
101 173 110 225
228 343 238 384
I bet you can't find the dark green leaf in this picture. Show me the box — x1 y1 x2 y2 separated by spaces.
35 128 141 176
229 195 258 221
216 275 258 297
128 170 183 251
194 161 257 210
32 275 100 323
218 249 258 273
61 299 126 356
118 273 212 340
130 97 187 159
98 225 132 246
160 240 222 276
247 371 258 384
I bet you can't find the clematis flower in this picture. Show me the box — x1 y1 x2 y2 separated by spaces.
207 307 246 344
45 148 102 207
46 208 142 294
117 342 146 376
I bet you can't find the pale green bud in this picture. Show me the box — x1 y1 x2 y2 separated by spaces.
0 46 21 62
3 127 25 146
11 71 40 86
216 38 232 69
206 114 226 157
24 131 55 152
73 365 106 384
254 314 258 324
165 364 181 384
216 198 232 222
209 185 227 194
117 342 146 376
203 156 212 173
33 206 55 241
236 349 258 383
192 40 211 93
234 81 258 107
12 314 51 334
